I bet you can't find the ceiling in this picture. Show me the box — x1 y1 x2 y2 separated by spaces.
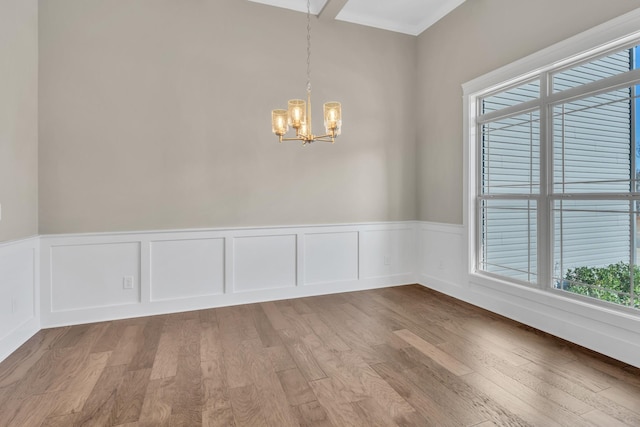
247 0 466 36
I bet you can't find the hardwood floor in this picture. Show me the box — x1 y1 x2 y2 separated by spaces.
1 285 639 426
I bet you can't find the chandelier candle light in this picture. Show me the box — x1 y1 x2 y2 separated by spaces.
271 0 342 145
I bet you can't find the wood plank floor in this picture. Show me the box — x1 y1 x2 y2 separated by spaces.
1 285 639 426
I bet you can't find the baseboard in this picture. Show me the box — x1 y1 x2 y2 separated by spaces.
0 317 40 363
418 221 640 368
3 220 639 369
0 237 40 363
41 275 414 327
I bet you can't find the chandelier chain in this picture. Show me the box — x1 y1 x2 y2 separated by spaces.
306 0 311 93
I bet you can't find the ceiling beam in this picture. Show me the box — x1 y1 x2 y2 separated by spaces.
318 0 349 20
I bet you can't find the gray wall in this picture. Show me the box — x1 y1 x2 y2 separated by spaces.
38 0 417 234
416 0 640 224
27 0 640 234
0 0 38 242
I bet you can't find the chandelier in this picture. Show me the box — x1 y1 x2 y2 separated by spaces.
271 0 342 145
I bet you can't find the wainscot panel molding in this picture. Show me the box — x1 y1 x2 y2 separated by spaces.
418 221 640 368
0 236 40 363
4 221 639 369
39 222 418 328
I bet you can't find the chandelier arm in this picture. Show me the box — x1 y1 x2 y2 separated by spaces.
279 136 335 143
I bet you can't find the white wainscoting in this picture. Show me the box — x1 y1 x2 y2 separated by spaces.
0 237 40 363
233 234 297 293
40 222 417 327
51 242 141 312
11 219 638 368
304 232 358 285
150 238 224 301
418 221 640 368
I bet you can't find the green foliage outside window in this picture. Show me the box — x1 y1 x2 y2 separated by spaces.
563 262 640 308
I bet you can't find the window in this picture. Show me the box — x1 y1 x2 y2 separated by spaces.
473 40 640 310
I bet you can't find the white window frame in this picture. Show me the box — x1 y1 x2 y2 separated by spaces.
463 9 640 312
